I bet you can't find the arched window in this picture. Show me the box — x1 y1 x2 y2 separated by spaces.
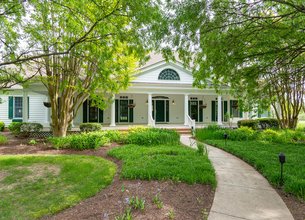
158 69 180 80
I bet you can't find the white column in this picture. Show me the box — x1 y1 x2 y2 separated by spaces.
217 95 222 125
147 93 152 125
184 94 189 125
110 95 116 127
22 90 28 122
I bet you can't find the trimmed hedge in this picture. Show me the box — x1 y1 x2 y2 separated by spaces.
237 119 259 130
257 118 279 129
8 122 43 137
80 123 102 132
237 118 279 130
0 121 4 132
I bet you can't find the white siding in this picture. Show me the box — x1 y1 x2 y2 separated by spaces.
134 63 193 84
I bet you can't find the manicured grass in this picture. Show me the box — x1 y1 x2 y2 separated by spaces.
205 140 305 201
108 144 216 187
0 155 116 219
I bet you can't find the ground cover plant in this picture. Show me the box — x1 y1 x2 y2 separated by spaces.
108 144 216 186
0 121 4 132
0 135 7 145
126 127 180 146
0 155 116 219
196 126 305 201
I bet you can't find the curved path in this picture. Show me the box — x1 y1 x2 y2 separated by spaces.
180 135 294 220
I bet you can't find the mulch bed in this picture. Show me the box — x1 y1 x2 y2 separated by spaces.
0 134 215 220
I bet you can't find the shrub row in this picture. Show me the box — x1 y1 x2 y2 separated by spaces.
126 127 180 146
196 125 305 144
48 130 123 150
8 122 43 136
237 118 279 130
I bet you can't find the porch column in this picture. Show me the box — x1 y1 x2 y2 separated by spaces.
217 95 222 125
147 93 152 125
184 94 188 125
110 95 116 127
22 90 28 122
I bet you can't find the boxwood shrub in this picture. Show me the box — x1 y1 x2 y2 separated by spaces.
257 118 279 129
8 122 23 135
0 121 5 132
8 122 43 137
237 119 259 130
80 123 102 132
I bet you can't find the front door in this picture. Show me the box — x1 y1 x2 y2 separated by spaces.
119 100 129 122
190 101 199 121
155 100 165 122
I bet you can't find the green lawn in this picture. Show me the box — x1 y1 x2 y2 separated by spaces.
0 155 116 219
204 140 305 201
108 144 216 187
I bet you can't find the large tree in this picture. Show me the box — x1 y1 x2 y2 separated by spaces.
165 0 305 128
1 0 166 136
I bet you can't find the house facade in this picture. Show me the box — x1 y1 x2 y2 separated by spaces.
0 55 249 128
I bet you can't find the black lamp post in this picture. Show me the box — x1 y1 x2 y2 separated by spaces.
278 153 286 186
224 133 228 146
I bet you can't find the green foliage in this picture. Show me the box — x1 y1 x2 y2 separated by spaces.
79 123 102 132
168 209 175 220
49 132 109 150
108 144 216 186
0 155 116 219
0 121 5 132
0 135 8 145
196 126 305 144
129 196 145 211
152 193 163 209
8 122 23 135
8 122 43 137
205 140 305 201
237 119 259 130
103 130 124 143
115 208 133 220
257 118 280 130
126 128 180 146
197 142 207 155
28 139 37 145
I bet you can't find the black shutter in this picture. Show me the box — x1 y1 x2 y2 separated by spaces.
188 101 190 117
211 101 216 122
129 99 133 123
223 101 228 121
115 99 118 123
83 100 88 123
166 100 169 122
98 109 103 123
199 100 203 122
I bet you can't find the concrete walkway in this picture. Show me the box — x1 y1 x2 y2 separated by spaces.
180 135 294 220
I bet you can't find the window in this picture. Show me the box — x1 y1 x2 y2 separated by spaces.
230 100 241 117
158 69 180 80
14 97 23 118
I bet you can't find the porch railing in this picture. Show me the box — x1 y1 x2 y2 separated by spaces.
186 114 196 131
148 114 155 127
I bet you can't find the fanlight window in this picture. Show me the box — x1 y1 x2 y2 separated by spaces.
158 69 180 80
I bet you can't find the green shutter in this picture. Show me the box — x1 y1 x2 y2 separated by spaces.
239 104 243 118
199 100 203 122
129 99 133 123
8 96 13 119
211 101 216 122
166 100 169 122
27 96 29 119
230 100 233 116
223 101 228 122
115 99 118 123
83 100 88 123
98 109 103 123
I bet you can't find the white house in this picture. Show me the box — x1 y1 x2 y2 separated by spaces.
0 54 248 129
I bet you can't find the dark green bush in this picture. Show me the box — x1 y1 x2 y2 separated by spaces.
126 128 180 146
80 123 102 132
49 132 109 150
237 119 259 130
8 122 23 135
257 118 279 130
0 121 5 132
